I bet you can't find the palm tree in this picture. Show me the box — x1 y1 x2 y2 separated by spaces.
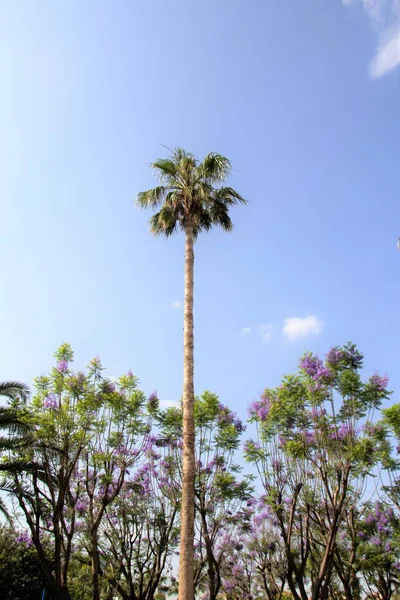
135 148 247 600
0 381 31 518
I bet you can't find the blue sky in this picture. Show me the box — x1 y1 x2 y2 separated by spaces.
1 0 399 421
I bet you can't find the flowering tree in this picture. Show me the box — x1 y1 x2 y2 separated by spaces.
95 419 181 600
5 345 152 600
216 500 286 600
245 343 391 600
157 391 251 600
0 524 55 600
356 502 400 599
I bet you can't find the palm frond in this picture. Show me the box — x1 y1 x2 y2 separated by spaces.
0 460 42 474
0 496 12 523
0 382 30 402
209 201 234 232
215 186 247 205
135 186 167 209
0 434 33 451
198 153 231 183
0 407 29 429
152 159 179 182
149 207 179 237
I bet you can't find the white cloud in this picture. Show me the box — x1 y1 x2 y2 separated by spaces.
283 315 323 341
171 301 182 309
259 323 273 343
343 0 400 77
369 27 400 77
159 399 180 409
240 327 251 337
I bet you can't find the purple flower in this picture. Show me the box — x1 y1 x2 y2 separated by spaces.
204 459 216 475
243 440 261 454
127 369 133 377
357 531 366 539
363 422 384 436
371 536 381 546
304 430 316 444
43 394 58 409
234 417 246 433
365 513 375 525
115 444 131 457
300 354 333 383
249 392 273 422
326 347 344 366
103 380 116 394
300 355 323 378
385 541 392 553
370 373 389 392
231 564 243 576
330 424 353 440
75 498 88 513
147 390 158 409
56 360 68 373
311 407 326 419
16 531 32 547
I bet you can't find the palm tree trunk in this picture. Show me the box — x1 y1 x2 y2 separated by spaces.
178 223 195 600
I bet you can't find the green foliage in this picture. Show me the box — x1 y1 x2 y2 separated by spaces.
383 404 400 439
0 526 54 600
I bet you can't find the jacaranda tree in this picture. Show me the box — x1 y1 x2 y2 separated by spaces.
4 345 154 600
157 391 251 600
245 343 392 600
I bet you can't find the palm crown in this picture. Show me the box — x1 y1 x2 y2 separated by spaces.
135 148 247 237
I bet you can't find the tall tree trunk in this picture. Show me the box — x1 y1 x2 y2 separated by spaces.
91 531 101 600
178 224 195 600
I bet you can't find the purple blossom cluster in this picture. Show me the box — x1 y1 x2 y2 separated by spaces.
15 531 33 548
75 498 89 514
304 430 316 444
43 393 58 409
56 360 68 373
370 373 389 392
249 391 273 422
253 509 271 527
217 404 246 433
147 390 158 409
363 422 384 436
329 424 354 441
311 407 327 419
326 347 344 366
115 444 135 458
300 354 332 382
68 372 86 393
102 380 116 394
360 503 396 549
243 439 261 455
